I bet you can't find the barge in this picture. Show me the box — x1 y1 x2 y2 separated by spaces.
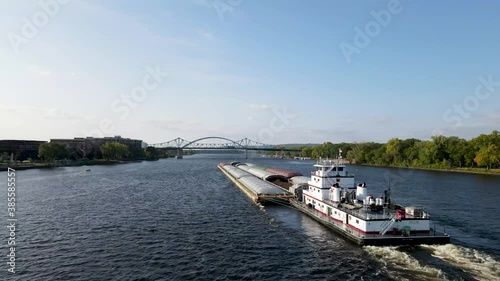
218 158 450 246
217 162 295 203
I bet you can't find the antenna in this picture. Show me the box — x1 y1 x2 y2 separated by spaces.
387 181 392 205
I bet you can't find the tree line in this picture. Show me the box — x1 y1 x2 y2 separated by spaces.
36 130 500 170
296 130 499 170
38 142 164 161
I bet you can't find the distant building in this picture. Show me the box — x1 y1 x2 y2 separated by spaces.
0 140 47 161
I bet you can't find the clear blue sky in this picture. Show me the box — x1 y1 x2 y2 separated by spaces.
1 0 499 144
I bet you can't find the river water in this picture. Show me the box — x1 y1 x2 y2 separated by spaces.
0 154 499 280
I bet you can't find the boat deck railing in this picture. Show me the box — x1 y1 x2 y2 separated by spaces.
257 193 295 199
316 159 349 165
310 171 355 177
293 201 447 240
343 205 429 221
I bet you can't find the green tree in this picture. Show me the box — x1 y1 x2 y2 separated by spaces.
38 142 69 161
471 131 494 150
400 138 421 166
446 137 467 167
370 144 389 165
462 142 477 167
0 152 9 162
345 143 360 163
100 142 129 160
417 141 434 166
474 144 500 169
317 142 336 158
68 147 84 160
88 147 103 160
346 149 357 163
301 146 313 157
311 146 320 159
386 138 402 165
145 147 159 160
432 135 450 164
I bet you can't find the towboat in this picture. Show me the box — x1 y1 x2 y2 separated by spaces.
290 158 450 246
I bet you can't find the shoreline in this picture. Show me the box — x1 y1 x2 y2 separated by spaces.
0 159 161 172
283 157 500 176
356 163 500 176
4 158 498 176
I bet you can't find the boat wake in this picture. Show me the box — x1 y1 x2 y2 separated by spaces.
364 246 447 281
365 244 500 281
420 244 500 281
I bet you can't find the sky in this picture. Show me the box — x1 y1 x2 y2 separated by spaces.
0 0 499 145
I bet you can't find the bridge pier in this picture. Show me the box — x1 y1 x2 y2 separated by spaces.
176 148 183 159
245 149 248 159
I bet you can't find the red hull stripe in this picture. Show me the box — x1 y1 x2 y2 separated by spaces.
303 193 325 203
308 184 330 189
303 199 431 235
303 194 340 206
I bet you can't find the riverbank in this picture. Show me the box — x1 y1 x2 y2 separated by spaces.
358 163 500 176
0 159 160 171
287 157 500 176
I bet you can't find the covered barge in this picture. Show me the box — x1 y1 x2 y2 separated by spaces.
218 162 294 203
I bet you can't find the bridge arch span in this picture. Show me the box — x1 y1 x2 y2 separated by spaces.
181 136 244 149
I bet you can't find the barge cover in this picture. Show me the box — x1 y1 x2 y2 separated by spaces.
218 163 294 203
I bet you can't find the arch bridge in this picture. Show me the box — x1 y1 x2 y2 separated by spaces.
149 137 300 159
